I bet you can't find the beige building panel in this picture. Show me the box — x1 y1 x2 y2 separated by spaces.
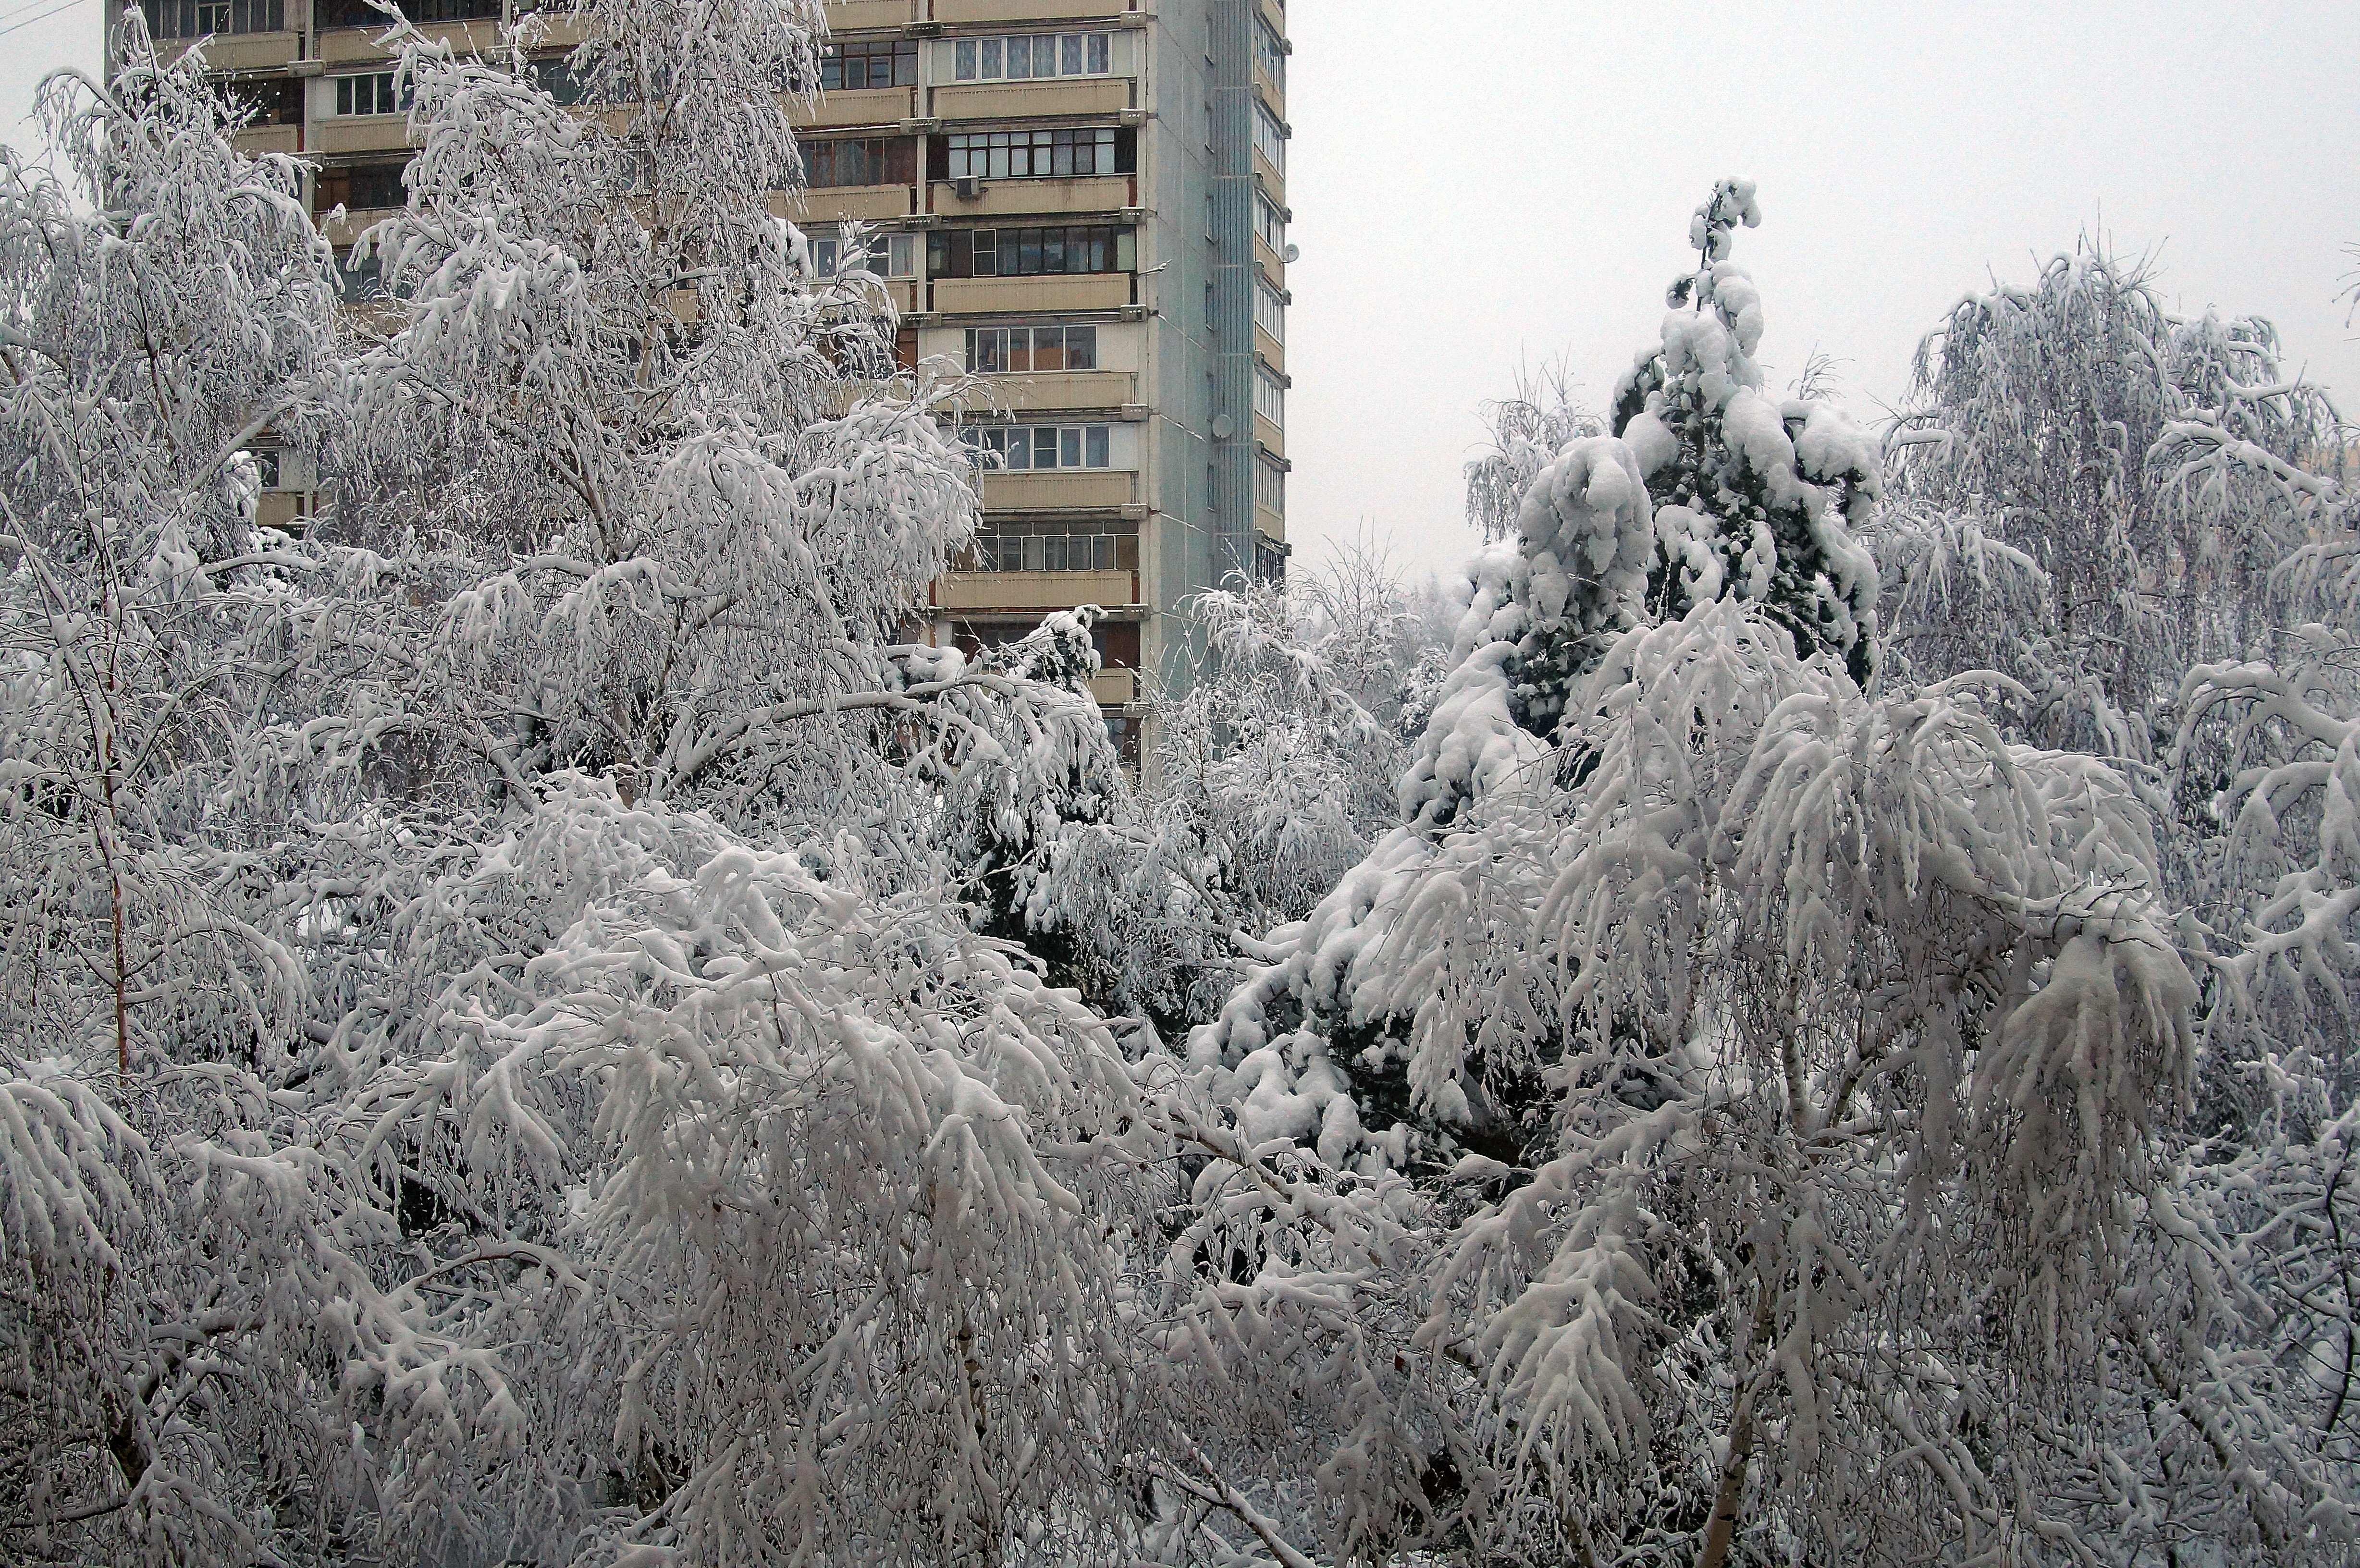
941 569 1137 613
320 21 499 62
316 210 391 245
824 0 917 27
1255 508 1285 544
1254 67 1282 120
931 174 1130 219
516 12 584 47
234 126 302 159
1254 414 1283 460
1253 148 1283 203
257 492 311 533
980 471 1134 510
171 31 301 70
937 0 1131 22
1254 235 1285 290
313 117 413 156
1087 668 1138 706
1259 0 1287 37
934 274 1130 314
791 86 914 128
951 370 1136 414
931 79 1131 120
791 185 916 222
1254 326 1283 376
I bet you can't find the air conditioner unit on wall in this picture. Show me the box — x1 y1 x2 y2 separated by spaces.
953 176 985 201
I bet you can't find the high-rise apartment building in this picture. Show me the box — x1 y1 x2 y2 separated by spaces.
120 0 1296 758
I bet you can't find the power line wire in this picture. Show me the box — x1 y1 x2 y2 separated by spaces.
0 0 96 39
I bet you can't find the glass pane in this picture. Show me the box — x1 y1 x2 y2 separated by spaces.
1035 41 1058 78
1116 533 1138 570
1007 332 1030 373
1093 535 1112 570
896 41 918 86
1043 230 1066 273
1004 431 1031 471
1024 535 1045 572
1005 36 1029 76
1046 536 1068 572
954 39 976 80
1034 429 1059 468
1086 426 1109 467
1068 326 1096 369
1088 33 1109 73
1052 139 1072 177
979 38 1001 78
1060 429 1082 468
1033 329 1064 372
1062 35 1083 74
1116 229 1136 272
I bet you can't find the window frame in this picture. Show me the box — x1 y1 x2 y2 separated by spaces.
951 31 1113 83
961 423 1116 473
819 38 919 91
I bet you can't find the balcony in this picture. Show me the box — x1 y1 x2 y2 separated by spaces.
1087 667 1138 706
930 174 1131 220
823 0 917 26
933 275 1130 315
979 471 1134 511
312 117 414 156
1254 325 1283 376
232 125 302 158
941 568 1137 613
1254 413 1284 459
792 86 916 130
168 30 301 70
955 370 1136 415
932 78 1131 121
320 20 502 61
937 0 1129 20
791 185 917 222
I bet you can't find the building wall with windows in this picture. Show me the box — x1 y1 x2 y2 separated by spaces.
111 0 1294 751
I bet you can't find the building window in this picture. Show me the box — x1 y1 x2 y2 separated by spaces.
1254 279 1285 342
152 0 282 36
943 128 1131 181
314 162 407 216
1254 366 1285 429
820 38 917 90
1254 531 1290 587
333 72 406 117
813 231 916 280
1253 20 1287 89
318 0 499 25
962 424 1113 472
227 77 303 125
532 59 589 105
968 531 1138 573
802 137 917 188
928 226 1136 279
1254 457 1285 515
1255 194 1287 256
952 33 1112 82
1253 103 1287 174
966 324 1097 373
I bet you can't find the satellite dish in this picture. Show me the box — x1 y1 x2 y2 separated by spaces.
1211 413 1234 441
1282 244 1300 263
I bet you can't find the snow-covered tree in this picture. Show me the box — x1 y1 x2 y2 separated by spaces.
1157 187 2350 1566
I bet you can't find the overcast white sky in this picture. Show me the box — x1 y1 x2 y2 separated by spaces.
5 1 2357 582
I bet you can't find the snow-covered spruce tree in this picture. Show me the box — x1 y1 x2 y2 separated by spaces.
1195 181 1887 1178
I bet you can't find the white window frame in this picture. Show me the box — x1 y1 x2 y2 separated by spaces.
1254 367 1285 429
815 231 917 281
952 32 1113 83
1254 278 1285 343
1253 103 1287 174
964 423 1115 472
